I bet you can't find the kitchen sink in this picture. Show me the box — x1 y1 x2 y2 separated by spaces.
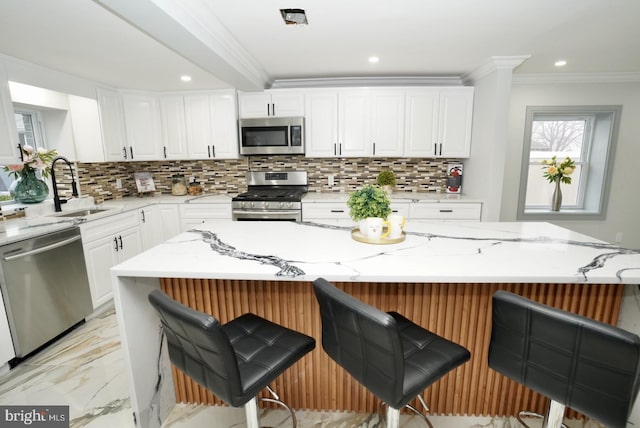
56 208 109 218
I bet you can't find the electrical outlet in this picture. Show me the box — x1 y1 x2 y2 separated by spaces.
116 178 122 189
328 174 335 187
615 232 623 243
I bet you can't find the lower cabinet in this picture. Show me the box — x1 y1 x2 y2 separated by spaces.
180 203 231 231
139 205 181 250
81 211 143 308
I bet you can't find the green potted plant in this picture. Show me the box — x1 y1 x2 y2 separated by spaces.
347 184 392 231
376 170 396 194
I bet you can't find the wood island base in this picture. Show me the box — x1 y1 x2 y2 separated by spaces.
160 278 624 420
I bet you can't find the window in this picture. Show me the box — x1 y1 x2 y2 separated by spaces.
0 110 47 194
517 106 622 220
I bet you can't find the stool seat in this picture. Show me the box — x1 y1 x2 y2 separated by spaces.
312 278 470 427
148 289 315 426
489 290 640 428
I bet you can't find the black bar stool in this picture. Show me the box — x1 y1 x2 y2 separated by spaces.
148 289 316 428
311 278 471 428
489 290 640 428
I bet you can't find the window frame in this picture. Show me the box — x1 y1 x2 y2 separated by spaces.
517 105 622 221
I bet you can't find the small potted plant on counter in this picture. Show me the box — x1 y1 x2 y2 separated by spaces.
347 184 391 232
376 170 396 195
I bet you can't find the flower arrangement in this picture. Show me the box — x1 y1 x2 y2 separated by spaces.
541 155 576 184
346 184 391 221
3 145 58 180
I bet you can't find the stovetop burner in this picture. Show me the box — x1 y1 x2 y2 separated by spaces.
234 187 306 202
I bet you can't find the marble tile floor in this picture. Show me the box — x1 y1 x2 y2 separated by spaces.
0 304 605 428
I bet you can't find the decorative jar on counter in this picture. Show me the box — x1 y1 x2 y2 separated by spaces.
188 181 203 196
171 174 187 196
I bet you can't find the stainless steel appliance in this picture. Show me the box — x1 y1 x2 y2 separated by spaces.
232 171 308 221
239 117 305 156
0 227 93 359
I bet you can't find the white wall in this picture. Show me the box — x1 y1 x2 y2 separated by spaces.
503 80 640 249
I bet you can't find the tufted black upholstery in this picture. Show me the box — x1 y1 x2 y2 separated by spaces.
312 278 471 410
148 289 315 407
489 290 640 428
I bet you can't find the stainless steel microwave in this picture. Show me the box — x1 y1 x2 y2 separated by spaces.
239 117 304 155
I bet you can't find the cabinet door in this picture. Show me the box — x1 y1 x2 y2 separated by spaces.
97 87 127 161
160 95 188 160
339 91 371 157
238 92 271 118
157 204 181 241
304 91 339 158
140 205 181 250
117 226 143 263
371 90 405 157
438 88 473 158
83 234 120 308
404 89 440 157
269 92 304 117
209 92 239 159
184 95 212 159
122 93 163 160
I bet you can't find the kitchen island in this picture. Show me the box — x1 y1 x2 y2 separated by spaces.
111 220 640 428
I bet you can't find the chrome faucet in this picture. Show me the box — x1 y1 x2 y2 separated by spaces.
50 156 79 212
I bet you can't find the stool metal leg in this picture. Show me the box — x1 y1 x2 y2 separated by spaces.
404 395 434 428
257 385 297 428
244 397 260 428
386 406 400 428
542 400 566 428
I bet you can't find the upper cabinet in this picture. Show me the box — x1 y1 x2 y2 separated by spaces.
159 95 189 160
97 87 128 161
121 92 163 161
238 90 304 118
304 91 339 157
405 87 474 158
0 66 22 165
184 90 238 159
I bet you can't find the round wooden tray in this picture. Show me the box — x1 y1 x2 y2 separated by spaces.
351 228 406 244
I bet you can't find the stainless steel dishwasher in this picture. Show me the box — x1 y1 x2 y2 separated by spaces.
0 227 92 359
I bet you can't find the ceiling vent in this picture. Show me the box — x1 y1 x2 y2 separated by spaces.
280 9 308 25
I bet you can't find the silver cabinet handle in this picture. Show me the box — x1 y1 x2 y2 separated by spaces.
373 142 376 155
439 143 443 156
3 235 82 261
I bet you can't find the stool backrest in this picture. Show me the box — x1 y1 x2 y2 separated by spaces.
489 290 640 428
148 289 242 405
312 278 404 406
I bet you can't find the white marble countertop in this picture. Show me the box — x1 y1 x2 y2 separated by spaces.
112 220 640 284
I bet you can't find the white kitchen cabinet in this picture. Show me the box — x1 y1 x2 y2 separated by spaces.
159 95 189 160
238 91 304 118
185 91 239 159
409 202 482 221
68 95 105 162
96 87 128 161
306 89 404 158
404 87 473 158
180 203 231 231
139 204 181 250
121 92 163 160
0 64 21 165
81 211 143 308
304 90 339 158
302 201 408 224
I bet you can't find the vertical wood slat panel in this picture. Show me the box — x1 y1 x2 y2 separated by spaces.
160 279 623 418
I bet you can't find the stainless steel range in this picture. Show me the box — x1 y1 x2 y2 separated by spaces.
232 171 307 221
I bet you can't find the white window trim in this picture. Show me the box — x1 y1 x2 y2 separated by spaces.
517 105 622 221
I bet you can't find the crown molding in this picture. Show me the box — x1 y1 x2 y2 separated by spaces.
512 72 640 84
270 76 465 89
462 56 531 84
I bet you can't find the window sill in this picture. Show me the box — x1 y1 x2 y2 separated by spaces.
519 208 604 221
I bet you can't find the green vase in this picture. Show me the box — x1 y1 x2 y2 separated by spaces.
9 170 50 204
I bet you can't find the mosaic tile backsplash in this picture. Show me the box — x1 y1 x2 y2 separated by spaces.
67 156 460 203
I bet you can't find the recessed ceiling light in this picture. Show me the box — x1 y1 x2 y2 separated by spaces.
280 9 308 25
180 75 192 82
368 56 380 64
554 60 567 67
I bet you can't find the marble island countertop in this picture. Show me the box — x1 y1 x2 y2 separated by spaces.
112 220 640 284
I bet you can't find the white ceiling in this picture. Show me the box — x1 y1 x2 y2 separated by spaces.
0 0 639 92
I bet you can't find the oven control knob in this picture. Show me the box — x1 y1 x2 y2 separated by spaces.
279 202 285 208
263 201 269 208
250 202 255 208
287 202 293 208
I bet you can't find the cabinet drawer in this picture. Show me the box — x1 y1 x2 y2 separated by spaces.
180 204 231 219
80 210 140 242
409 202 481 221
302 203 350 221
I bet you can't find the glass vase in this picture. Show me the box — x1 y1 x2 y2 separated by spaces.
551 180 562 211
9 169 50 204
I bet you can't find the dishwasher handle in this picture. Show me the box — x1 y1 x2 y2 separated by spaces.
3 235 82 262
